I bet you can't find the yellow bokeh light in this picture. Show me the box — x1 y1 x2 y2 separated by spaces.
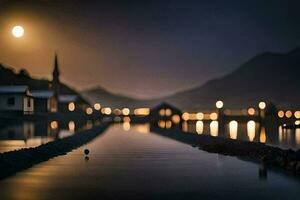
86 107 93 115
216 100 224 109
248 107 255 116
122 108 130 116
166 120 172 129
101 107 112 115
285 110 292 118
210 112 218 120
229 120 238 140
196 112 204 120
12 25 24 38
158 120 166 128
68 121 75 132
278 110 284 118
294 111 300 119
159 109 165 116
134 108 150 116
165 108 172 116
182 112 189 121
123 116 131 122
50 121 58 129
68 102 75 112
171 114 181 124
258 101 266 110
93 103 101 110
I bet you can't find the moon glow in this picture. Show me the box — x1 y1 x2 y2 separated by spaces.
12 26 24 38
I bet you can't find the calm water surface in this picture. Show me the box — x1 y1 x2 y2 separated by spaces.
0 123 299 200
0 120 95 153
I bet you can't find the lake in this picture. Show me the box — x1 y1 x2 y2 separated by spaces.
0 123 299 200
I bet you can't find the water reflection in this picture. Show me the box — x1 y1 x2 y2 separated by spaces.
123 122 131 131
196 121 203 134
259 127 267 143
247 120 256 142
0 120 96 153
296 128 300 145
166 119 300 150
210 121 218 137
229 120 238 139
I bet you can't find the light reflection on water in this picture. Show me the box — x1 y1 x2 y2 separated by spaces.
184 120 300 150
229 120 238 139
0 120 97 153
0 124 299 199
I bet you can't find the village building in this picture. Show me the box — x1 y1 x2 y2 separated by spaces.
58 94 78 112
31 90 57 113
0 85 34 114
149 102 182 129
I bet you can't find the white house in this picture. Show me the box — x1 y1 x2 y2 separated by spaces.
0 85 34 114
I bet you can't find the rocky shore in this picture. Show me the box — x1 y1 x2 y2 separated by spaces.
152 128 300 177
0 122 110 180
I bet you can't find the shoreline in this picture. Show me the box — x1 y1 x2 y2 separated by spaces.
151 127 300 178
0 122 110 180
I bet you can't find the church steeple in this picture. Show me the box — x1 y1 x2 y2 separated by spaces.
52 53 60 97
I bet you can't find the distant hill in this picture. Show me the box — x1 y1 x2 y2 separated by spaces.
0 63 89 104
82 48 300 111
161 48 300 110
81 86 156 109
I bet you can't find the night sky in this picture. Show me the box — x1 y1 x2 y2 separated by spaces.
0 0 299 98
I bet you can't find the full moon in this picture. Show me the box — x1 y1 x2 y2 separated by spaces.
12 26 24 38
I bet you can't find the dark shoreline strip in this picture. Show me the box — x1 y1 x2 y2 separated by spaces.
0 123 110 180
152 128 300 177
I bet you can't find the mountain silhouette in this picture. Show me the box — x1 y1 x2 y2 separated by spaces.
82 86 152 109
83 48 300 111
161 48 300 110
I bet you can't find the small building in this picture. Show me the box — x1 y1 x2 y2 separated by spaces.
31 90 57 113
149 102 182 129
58 94 78 112
0 85 34 114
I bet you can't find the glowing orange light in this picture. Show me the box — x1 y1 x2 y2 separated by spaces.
68 121 75 132
86 107 93 115
68 102 75 112
248 107 255 116
166 120 172 129
122 108 130 116
285 110 292 118
259 127 267 143
210 112 218 120
294 111 300 119
50 121 58 129
165 108 172 116
94 103 101 110
158 120 166 128
171 114 181 124
159 109 165 116
101 107 112 115
278 110 284 118
134 108 150 116
196 112 204 120
182 112 189 121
